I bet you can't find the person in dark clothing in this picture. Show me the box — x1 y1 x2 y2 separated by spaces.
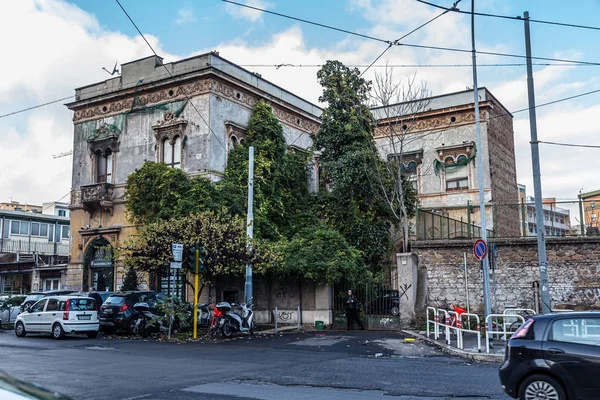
344 289 364 330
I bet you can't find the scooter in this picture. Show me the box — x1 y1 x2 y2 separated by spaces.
131 302 177 337
218 300 255 338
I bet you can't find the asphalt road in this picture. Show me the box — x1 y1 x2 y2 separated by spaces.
0 328 510 400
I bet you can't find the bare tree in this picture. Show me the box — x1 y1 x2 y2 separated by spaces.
368 66 438 252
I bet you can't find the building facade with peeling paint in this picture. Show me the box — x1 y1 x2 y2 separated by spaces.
64 53 321 293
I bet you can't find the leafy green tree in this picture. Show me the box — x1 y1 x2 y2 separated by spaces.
125 162 218 225
219 101 317 240
272 226 369 285
122 210 270 299
120 267 139 291
314 61 394 272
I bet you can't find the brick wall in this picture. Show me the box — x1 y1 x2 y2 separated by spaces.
486 96 520 236
413 236 600 313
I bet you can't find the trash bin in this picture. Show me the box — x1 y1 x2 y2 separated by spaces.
315 320 324 330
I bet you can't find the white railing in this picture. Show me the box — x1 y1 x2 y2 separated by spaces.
485 314 524 353
458 312 481 351
0 239 69 256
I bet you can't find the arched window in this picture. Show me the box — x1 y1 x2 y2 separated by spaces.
457 155 467 163
162 136 181 169
406 161 417 173
96 150 112 183
230 135 238 151
444 156 455 165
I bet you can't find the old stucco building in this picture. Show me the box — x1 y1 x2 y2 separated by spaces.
372 88 520 245
64 53 321 293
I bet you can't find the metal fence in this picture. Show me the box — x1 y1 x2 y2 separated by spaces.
0 239 69 256
417 210 492 240
333 284 401 330
417 199 598 240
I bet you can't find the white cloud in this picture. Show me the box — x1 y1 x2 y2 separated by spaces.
224 0 273 23
175 7 196 25
0 0 175 205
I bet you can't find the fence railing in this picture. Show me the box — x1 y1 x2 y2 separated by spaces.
417 199 599 240
0 239 69 256
417 209 493 240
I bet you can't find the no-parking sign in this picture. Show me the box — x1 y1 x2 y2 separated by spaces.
473 239 488 261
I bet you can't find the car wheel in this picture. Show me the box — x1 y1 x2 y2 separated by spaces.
15 322 26 337
519 374 565 400
52 323 65 340
391 306 400 316
86 331 98 339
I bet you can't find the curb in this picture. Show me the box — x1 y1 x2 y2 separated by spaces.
401 329 504 363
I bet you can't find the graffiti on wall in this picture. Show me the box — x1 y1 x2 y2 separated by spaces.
553 287 600 304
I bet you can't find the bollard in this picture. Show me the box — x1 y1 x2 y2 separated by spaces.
274 307 278 334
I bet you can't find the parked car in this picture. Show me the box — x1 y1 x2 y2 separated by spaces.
367 290 400 316
19 291 76 313
99 291 167 333
0 370 72 399
499 312 600 400
72 291 114 312
0 295 25 324
14 295 99 339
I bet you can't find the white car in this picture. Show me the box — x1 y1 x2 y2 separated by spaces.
14 296 99 339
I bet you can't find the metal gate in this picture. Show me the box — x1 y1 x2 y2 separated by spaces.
333 284 401 330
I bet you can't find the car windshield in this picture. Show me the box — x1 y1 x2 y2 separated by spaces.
69 298 96 311
23 294 44 303
105 296 126 305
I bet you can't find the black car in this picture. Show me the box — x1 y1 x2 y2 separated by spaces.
499 312 600 400
367 290 400 316
72 291 114 312
99 291 166 333
20 290 76 313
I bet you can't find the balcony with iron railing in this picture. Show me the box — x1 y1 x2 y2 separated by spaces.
80 182 114 213
0 239 69 256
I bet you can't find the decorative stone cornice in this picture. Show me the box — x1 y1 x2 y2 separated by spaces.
71 77 320 135
374 104 489 138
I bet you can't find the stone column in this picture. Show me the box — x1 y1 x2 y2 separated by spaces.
314 284 333 325
397 252 419 326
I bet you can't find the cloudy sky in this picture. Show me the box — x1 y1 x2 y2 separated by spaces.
1 0 599 212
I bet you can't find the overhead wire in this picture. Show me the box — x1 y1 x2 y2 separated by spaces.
535 140 600 149
221 0 600 67
416 0 600 32
114 0 227 152
0 62 591 121
0 96 74 120
360 0 459 77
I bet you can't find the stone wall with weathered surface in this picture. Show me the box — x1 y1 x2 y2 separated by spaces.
486 96 520 236
412 237 600 313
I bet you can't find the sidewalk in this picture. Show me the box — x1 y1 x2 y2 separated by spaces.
402 329 506 362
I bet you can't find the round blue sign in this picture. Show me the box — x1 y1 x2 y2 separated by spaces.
474 239 487 260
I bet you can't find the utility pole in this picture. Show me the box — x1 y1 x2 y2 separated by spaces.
524 11 551 314
244 146 255 305
471 0 492 319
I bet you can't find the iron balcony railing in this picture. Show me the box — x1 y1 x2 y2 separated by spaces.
0 239 69 256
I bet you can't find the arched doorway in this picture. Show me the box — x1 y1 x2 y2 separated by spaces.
83 237 114 292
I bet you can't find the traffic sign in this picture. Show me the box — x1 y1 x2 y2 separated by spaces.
474 239 488 261
170 261 182 269
171 243 183 262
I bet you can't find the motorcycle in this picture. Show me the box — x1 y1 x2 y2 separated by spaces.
197 303 212 327
217 300 255 338
131 301 180 337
